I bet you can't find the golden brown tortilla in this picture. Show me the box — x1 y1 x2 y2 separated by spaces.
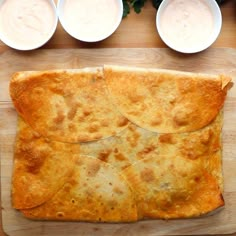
122 154 224 219
12 118 79 209
157 112 223 189
10 68 129 143
21 155 137 222
80 124 158 172
81 112 222 178
104 65 231 133
10 66 230 221
79 113 224 219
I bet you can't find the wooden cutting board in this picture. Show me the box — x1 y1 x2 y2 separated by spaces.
1 48 236 236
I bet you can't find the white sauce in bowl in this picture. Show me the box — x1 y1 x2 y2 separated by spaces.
0 0 57 50
58 0 123 42
157 0 220 53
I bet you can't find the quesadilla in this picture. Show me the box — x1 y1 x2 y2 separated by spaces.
10 68 129 143
81 112 222 176
9 65 231 221
21 155 137 222
12 118 79 209
80 113 224 219
104 65 230 133
122 154 224 219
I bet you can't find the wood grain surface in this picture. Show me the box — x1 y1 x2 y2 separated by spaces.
0 48 236 236
0 0 236 235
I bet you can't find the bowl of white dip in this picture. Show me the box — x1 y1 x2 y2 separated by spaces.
156 0 222 53
57 0 123 42
0 0 58 50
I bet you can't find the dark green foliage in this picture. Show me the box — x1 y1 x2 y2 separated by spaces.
152 0 163 9
215 0 224 5
122 0 146 18
123 0 130 18
131 0 147 14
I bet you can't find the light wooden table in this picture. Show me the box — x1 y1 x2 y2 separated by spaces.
1 1 236 235
0 0 235 52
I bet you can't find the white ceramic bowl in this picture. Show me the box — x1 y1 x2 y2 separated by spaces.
0 0 58 51
156 0 222 53
57 0 123 42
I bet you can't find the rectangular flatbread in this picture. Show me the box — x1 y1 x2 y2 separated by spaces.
10 66 231 221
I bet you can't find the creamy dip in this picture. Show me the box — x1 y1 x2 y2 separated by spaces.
0 0 56 50
160 0 214 51
61 0 121 41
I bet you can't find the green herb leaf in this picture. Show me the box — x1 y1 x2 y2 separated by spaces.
152 0 163 9
215 0 224 5
131 0 146 14
122 0 130 18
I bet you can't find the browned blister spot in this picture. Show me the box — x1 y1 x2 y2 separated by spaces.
68 178 77 186
67 105 78 120
76 158 83 166
87 160 101 177
113 148 119 153
150 117 162 126
138 145 156 159
200 129 213 145
113 186 124 195
180 146 198 160
77 115 85 122
68 123 76 132
159 134 176 144
23 146 48 174
114 152 127 161
116 116 129 127
140 168 155 182
53 110 65 124
150 112 163 126
173 110 189 126
63 185 72 193
77 134 90 142
83 107 92 117
98 150 111 162
88 123 99 133
168 94 177 104
49 84 65 95
128 93 144 103
126 127 141 148
32 131 41 138
56 212 65 218
44 138 51 143
194 176 201 183
121 164 131 170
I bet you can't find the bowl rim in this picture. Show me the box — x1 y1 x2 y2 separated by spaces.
57 0 123 43
156 0 222 54
0 0 58 51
